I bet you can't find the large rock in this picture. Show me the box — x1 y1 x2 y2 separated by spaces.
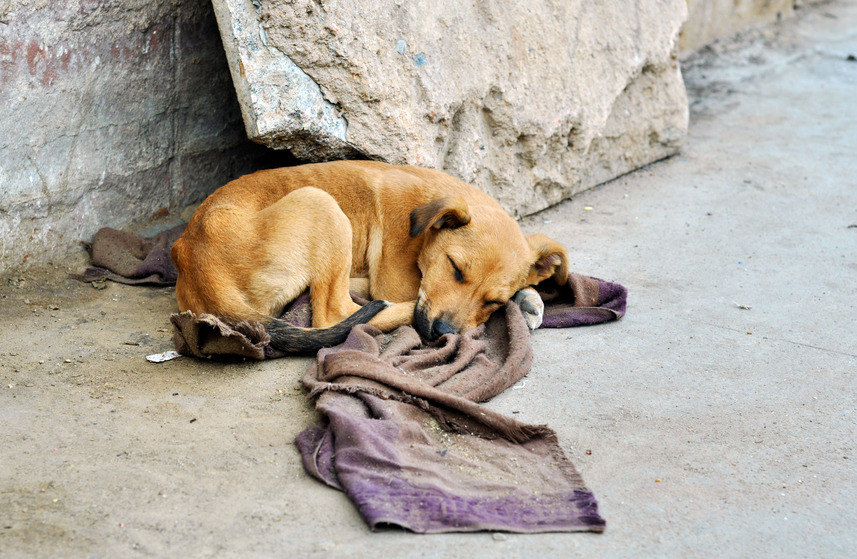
213 0 689 215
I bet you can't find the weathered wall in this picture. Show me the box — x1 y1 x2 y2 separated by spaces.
213 0 690 217
0 0 291 274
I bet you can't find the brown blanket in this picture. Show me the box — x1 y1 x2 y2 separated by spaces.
171 274 625 533
71 224 186 286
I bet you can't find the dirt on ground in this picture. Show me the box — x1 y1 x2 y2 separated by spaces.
0 260 328 556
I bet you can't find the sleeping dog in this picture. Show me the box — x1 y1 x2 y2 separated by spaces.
171 160 568 352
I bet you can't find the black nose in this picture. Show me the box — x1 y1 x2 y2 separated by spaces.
430 319 456 340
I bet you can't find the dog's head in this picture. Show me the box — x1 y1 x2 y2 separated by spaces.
410 196 568 340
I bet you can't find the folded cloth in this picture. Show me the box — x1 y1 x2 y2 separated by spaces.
536 274 626 327
170 273 626 533
71 224 185 285
171 311 271 361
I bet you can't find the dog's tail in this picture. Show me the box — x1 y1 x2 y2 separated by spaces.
265 300 390 354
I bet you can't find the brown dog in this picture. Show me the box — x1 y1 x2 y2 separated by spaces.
171 160 568 352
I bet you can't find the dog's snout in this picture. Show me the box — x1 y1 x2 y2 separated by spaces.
414 302 457 341
430 319 456 340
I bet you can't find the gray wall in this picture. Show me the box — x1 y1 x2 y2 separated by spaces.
0 0 293 274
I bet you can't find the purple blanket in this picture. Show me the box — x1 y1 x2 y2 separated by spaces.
172 273 626 533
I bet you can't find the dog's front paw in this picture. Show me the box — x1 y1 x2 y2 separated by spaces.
512 287 544 330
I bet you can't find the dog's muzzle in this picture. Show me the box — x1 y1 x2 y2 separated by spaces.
414 300 456 341
429 318 456 340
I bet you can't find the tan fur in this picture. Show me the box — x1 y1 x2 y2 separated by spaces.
172 160 569 342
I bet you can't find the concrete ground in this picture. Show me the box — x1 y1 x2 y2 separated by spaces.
1 2 855 557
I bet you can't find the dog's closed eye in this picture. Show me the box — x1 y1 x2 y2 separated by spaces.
448 256 464 283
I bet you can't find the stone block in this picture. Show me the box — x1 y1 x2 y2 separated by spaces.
213 0 689 215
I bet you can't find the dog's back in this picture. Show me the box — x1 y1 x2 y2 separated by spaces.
171 169 390 353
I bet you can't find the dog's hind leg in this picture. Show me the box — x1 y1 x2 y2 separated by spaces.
254 186 366 329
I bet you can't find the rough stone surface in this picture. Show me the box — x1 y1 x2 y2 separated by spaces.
211 0 361 160
0 0 293 273
213 0 689 216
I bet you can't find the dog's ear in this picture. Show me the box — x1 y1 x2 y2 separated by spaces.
526 234 569 286
409 196 471 237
